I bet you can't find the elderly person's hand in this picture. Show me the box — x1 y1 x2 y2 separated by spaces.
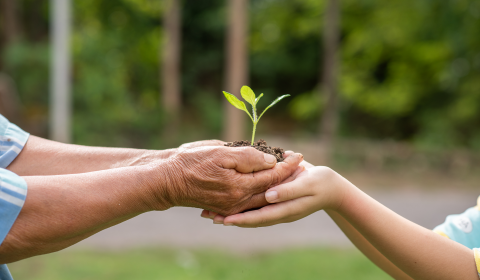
148 146 304 216
177 139 226 150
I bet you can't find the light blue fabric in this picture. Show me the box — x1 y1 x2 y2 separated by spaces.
433 199 480 278
0 114 29 280
434 204 480 249
0 114 29 168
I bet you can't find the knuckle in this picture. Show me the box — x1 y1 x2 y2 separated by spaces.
269 169 283 186
317 166 335 178
231 189 245 200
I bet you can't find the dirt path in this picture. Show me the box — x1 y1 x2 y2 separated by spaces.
69 189 478 253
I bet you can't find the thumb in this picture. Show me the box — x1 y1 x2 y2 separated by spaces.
219 146 278 173
265 169 310 203
249 152 304 191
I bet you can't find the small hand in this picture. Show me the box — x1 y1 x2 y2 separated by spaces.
153 145 303 216
201 152 313 223
204 165 346 227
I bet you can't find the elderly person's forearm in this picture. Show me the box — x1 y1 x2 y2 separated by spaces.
6 136 176 176
0 147 303 263
0 164 170 263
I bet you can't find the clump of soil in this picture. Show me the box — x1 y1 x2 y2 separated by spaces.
225 139 285 162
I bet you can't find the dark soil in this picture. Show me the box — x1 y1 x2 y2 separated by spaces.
225 139 285 162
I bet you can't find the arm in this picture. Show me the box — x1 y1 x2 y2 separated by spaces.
6 135 177 176
222 167 478 280
302 160 412 279
336 182 477 279
0 146 303 263
205 159 411 278
326 210 413 280
0 165 160 263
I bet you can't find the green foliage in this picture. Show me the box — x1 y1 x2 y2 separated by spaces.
223 86 290 143
69 0 167 147
3 0 480 150
3 40 50 118
223 91 252 120
289 89 322 121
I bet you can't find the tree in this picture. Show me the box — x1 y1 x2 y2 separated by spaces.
0 0 21 45
50 0 72 143
0 0 22 122
223 0 249 141
0 74 20 122
161 0 182 117
319 0 340 163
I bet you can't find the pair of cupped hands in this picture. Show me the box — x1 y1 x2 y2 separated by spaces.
165 140 341 228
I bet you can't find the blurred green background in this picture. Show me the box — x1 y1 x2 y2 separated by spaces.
3 0 480 150
1 0 480 279
8 248 388 280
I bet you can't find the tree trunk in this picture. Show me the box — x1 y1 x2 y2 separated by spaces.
319 0 341 164
1 0 21 44
161 0 181 116
0 73 21 122
50 0 72 143
223 0 249 142
1 0 22 70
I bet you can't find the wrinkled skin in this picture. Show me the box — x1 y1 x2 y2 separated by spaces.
157 145 304 216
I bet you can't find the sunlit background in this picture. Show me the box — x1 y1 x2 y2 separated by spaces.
1 0 480 279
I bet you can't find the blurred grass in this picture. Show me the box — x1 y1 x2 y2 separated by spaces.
8 247 390 280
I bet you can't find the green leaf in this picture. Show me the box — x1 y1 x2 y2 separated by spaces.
223 91 254 121
255 93 264 104
240 85 256 105
258 94 290 120
268 94 290 107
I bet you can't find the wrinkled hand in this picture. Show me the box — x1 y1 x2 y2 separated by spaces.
157 146 303 216
201 152 311 221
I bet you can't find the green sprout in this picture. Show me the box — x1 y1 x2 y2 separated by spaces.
223 85 290 145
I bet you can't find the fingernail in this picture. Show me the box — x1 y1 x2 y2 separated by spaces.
213 220 222 224
224 223 233 226
284 150 294 156
266 190 278 202
209 212 215 218
264 153 276 164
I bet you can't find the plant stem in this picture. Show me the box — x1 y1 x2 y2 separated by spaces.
251 122 257 145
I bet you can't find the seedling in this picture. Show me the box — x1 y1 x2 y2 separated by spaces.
223 85 290 145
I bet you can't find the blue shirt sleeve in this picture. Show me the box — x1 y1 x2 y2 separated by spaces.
0 114 30 280
433 196 480 278
0 114 29 168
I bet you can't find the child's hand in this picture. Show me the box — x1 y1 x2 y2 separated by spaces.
206 164 348 228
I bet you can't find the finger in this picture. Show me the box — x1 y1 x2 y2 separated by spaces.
224 197 310 227
208 211 218 218
199 140 226 147
265 170 310 203
219 146 278 173
248 152 304 192
213 214 225 224
179 140 226 150
200 209 210 219
283 150 294 157
240 192 269 213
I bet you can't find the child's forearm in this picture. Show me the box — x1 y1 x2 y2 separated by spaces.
336 180 478 279
326 210 413 280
